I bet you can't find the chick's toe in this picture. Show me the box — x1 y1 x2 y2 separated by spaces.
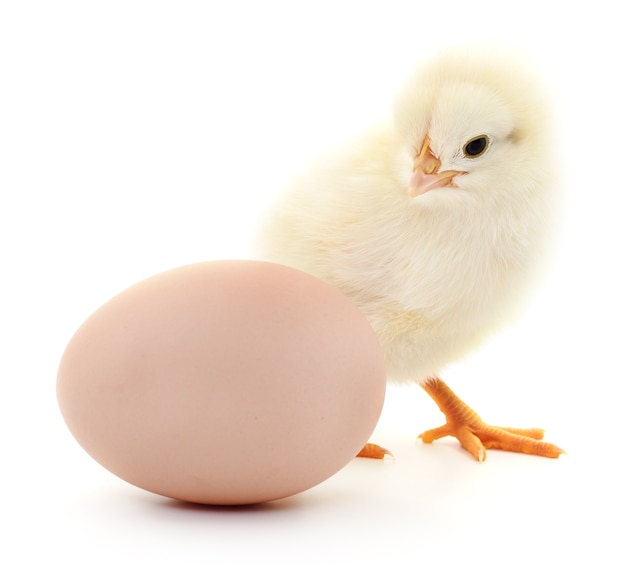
419 377 565 462
357 443 394 460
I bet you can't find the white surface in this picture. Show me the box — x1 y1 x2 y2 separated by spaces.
2 1 624 579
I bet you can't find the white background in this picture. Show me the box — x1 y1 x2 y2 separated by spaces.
2 1 624 579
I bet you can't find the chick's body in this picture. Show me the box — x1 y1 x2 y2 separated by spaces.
260 47 562 461
262 129 546 384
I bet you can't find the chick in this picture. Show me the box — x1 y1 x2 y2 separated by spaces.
258 46 564 462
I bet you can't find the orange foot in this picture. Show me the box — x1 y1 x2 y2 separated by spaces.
357 443 394 459
419 377 565 462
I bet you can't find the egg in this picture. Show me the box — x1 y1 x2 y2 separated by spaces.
56 260 386 505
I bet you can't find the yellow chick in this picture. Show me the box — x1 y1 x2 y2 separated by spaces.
258 46 564 462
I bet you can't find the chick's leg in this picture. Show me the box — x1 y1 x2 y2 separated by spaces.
419 377 564 462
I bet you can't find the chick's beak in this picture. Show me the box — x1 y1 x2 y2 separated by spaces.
409 136 464 197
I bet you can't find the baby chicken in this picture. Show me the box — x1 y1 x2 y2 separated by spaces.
258 46 564 462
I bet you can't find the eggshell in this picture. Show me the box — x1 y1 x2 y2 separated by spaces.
57 260 386 505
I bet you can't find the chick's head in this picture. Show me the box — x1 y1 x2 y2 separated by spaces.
393 47 551 208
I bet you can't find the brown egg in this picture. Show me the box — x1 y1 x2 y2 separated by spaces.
57 260 386 505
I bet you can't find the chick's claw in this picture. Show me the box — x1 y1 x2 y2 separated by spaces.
419 377 565 462
357 443 394 459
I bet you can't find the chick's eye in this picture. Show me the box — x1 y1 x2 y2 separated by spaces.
463 135 489 158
